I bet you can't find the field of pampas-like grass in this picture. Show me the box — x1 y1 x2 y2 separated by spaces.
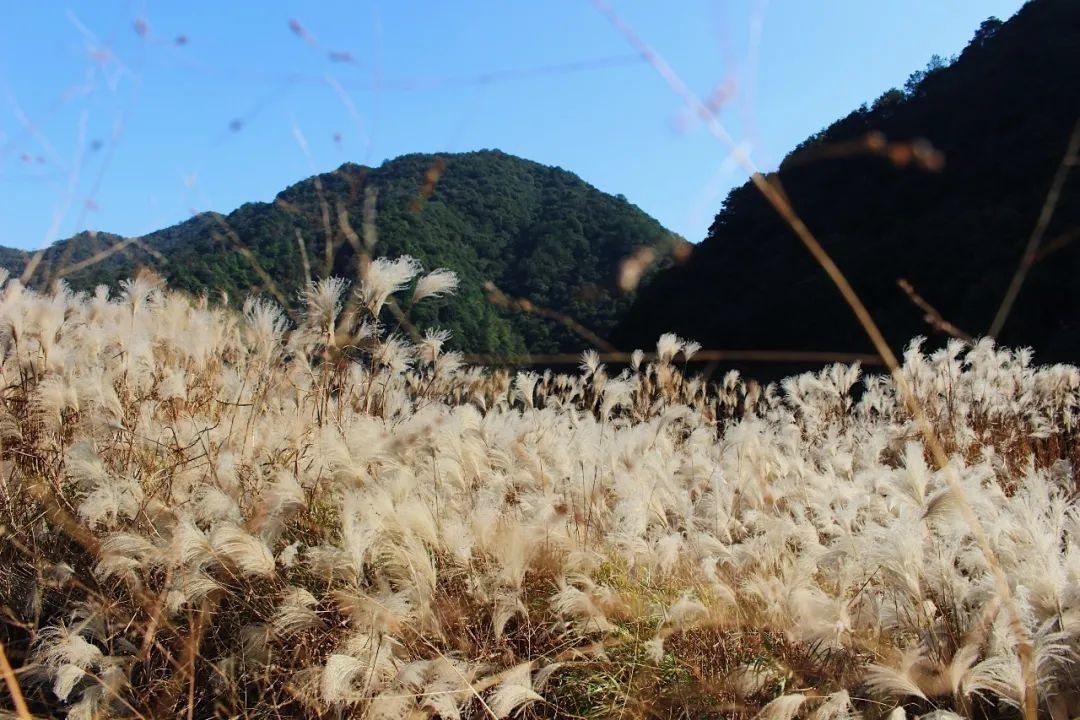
0 261 1078 720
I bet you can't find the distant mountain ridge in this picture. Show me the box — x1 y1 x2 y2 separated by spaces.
1 150 681 356
614 0 1080 375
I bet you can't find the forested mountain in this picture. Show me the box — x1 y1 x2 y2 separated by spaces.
1 150 680 355
614 0 1080 374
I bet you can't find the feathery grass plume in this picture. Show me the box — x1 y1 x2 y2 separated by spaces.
271 586 324 635
301 277 349 348
513 370 541 409
192 482 242 525
552 584 615 633
317 651 369 703
600 377 633 418
118 274 161 316
656 332 684 365
262 469 307 516
413 268 459 302
580 348 602 376
358 255 422 317
810 690 855 720
418 327 451 365
864 647 932 701
488 663 543 718
242 296 288 355
372 333 414 374
755 694 807 720
211 524 276 577
93 532 165 584
77 475 144 529
32 624 105 703
418 658 476 719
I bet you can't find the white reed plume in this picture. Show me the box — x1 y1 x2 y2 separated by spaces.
412 268 459 302
358 256 422 316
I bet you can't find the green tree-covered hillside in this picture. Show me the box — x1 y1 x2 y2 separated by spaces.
3 150 681 356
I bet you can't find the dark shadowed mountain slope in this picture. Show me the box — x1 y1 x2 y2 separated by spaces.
2 150 681 356
614 0 1080 375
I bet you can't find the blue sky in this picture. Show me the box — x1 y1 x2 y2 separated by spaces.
1 1 1026 250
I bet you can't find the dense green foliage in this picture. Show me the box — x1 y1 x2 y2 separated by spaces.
3 150 679 356
615 0 1080 377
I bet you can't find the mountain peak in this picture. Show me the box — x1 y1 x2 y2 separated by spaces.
3 150 680 358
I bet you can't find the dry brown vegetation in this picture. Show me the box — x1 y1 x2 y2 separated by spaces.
0 262 1077 719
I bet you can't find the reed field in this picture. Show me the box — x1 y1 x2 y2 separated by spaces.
0 260 1077 719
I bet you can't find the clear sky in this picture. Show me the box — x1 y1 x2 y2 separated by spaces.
0 1 1027 250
